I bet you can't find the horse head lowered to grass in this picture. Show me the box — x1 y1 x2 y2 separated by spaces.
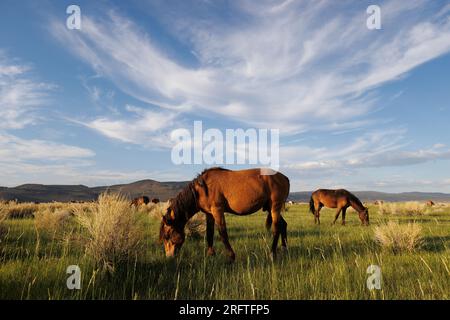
159 167 290 261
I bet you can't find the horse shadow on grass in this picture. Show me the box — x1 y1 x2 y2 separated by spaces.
285 240 376 261
420 235 450 253
95 258 182 299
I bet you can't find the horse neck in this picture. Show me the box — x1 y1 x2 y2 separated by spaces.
173 193 199 227
184 209 198 222
350 199 364 212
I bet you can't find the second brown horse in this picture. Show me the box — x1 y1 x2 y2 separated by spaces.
309 189 369 225
159 167 290 261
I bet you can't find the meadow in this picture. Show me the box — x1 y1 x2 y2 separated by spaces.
0 197 449 300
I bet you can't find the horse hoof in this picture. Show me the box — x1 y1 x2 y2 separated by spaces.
227 252 236 262
207 248 216 256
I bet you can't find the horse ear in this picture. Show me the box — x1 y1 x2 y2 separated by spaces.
169 208 176 220
165 206 176 220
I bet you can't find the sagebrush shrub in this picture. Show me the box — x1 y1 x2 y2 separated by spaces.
74 193 146 271
34 208 72 237
374 221 423 253
377 202 430 216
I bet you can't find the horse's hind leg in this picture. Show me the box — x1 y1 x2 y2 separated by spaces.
206 214 216 256
212 208 235 262
315 203 322 225
270 204 283 260
265 213 272 231
279 216 288 249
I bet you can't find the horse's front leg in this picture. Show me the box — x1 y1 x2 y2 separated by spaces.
332 207 342 225
341 207 347 226
206 214 216 256
212 208 235 262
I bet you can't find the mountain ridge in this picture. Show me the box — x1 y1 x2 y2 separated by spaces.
1 181 450 203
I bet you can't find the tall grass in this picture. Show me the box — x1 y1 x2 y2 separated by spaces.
377 201 431 216
34 208 73 238
0 201 449 299
0 201 91 219
0 201 37 219
73 193 146 272
0 206 8 239
374 221 423 253
0 206 7 224
135 201 166 218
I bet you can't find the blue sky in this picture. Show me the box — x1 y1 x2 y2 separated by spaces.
1 0 450 192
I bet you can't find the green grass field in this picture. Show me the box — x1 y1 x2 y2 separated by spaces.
0 203 449 300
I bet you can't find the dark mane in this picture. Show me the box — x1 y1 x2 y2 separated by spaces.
348 193 365 210
166 167 230 223
198 167 230 176
168 181 198 223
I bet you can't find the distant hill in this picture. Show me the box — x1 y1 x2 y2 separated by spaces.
1 181 450 203
0 180 189 203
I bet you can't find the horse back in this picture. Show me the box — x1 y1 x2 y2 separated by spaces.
200 168 289 215
312 188 354 208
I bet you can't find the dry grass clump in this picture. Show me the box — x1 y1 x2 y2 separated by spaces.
34 208 73 237
0 206 7 224
377 201 431 216
185 213 206 238
0 207 8 239
144 200 206 238
137 202 166 219
0 201 96 221
0 201 38 219
374 221 423 253
73 193 145 271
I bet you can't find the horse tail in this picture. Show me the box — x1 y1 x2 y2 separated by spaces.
309 195 315 215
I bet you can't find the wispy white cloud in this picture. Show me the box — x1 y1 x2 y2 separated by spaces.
282 130 450 177
50 1 450 135
76 104 178 146
0 133 95 161
0 132 101 187
0 130 188 187
0 52 104 186
0 52 55 129
0 159 189 187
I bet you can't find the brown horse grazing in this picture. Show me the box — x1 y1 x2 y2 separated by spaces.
131 196 150 206
309 189 369 226
426 200 435 207
159 167 290 261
